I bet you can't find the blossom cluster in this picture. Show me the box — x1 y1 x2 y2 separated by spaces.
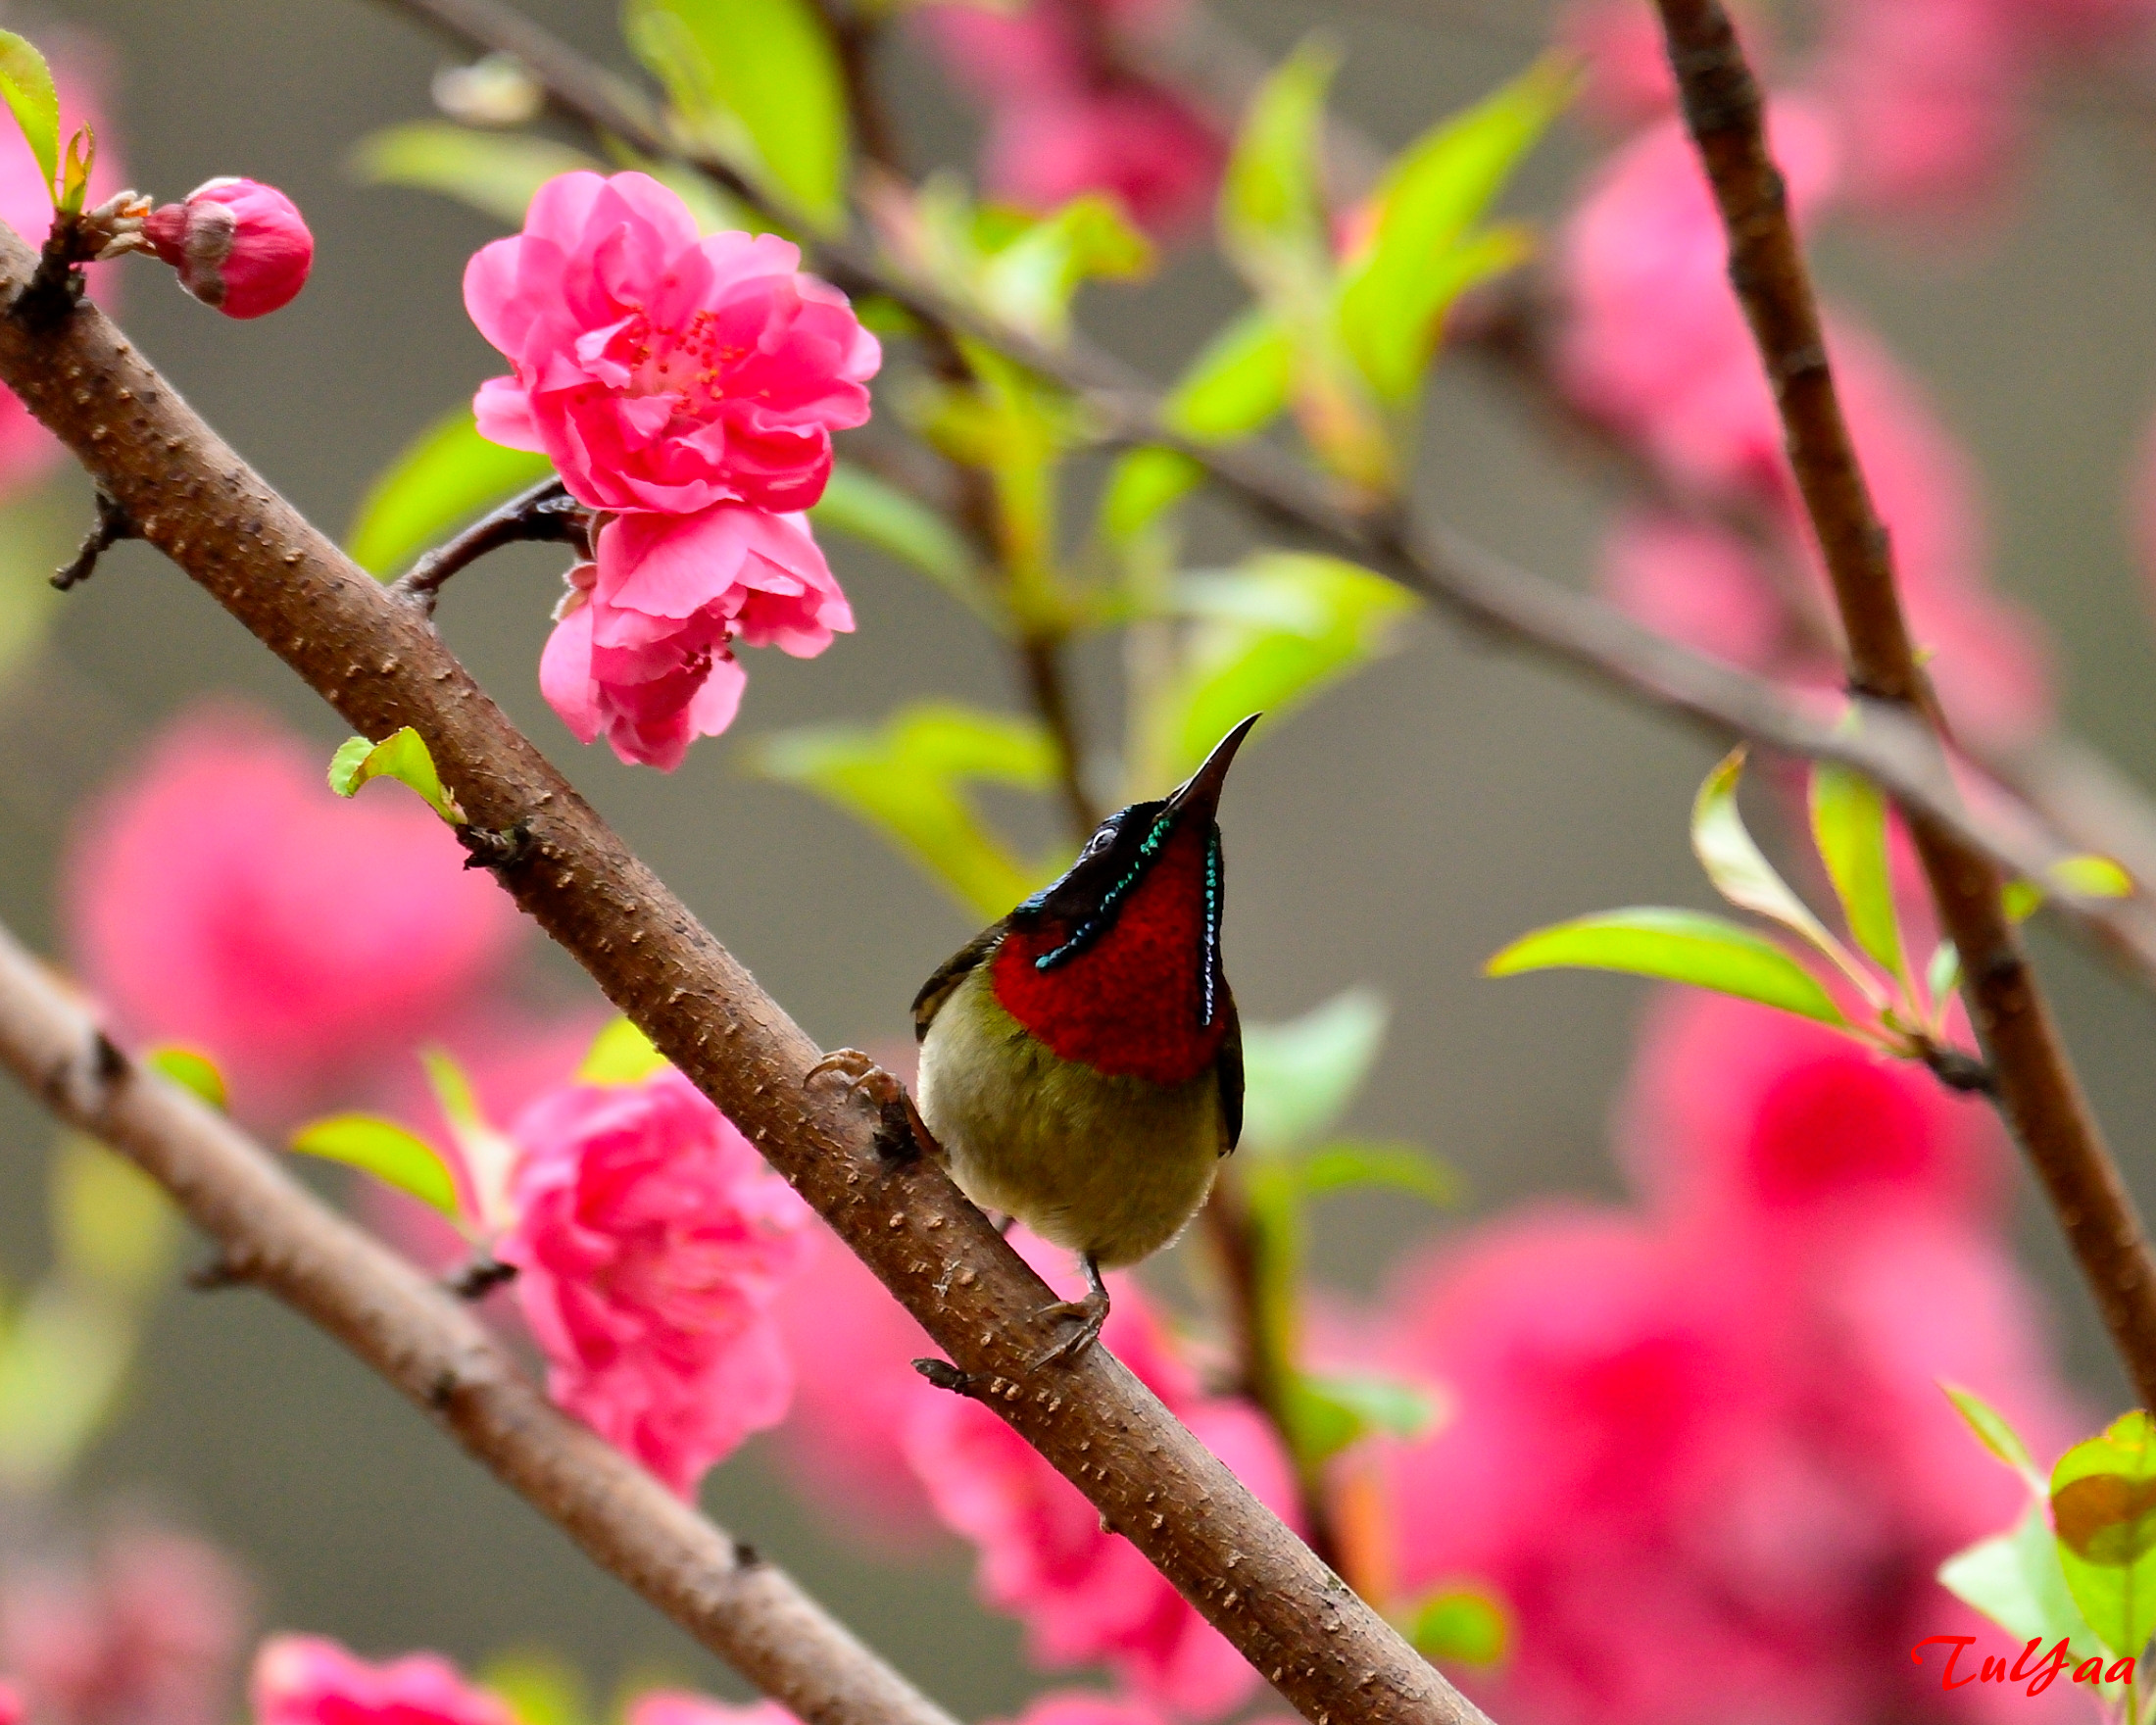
466 172 877 768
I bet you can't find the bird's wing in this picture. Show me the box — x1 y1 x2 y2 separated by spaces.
1216 989 1245 1154
911 922 1004 1041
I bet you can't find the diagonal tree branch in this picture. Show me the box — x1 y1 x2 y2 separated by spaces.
370 0 2156 1010
1650 0 2156 1408
0 920 955 1725
0 232 1481 1725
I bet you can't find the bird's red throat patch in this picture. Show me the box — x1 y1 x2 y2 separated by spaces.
989 820 1227 1085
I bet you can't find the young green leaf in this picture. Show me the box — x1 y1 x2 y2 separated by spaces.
0 32 60 201
2052 855 2133 900
579 1017 670 1086
477 1651 589 1725
1942 1381 2046 1496
57 123 91 217
52 1135 174 1297
976 194 1152 344
1143 555 1415 786
1297 1139 1459 1207
418 1047 514 1232
345 406 556 578
328 727 466 825
1219 38 1336 300
1337 56 1568 404
0 1283 132 1494
810 461 996 623
1928 939 1963 1010
1809 762 1905 982
744 703 1058 918
1487 907 1852 1029
1289 1368 1444 1465
1940 1503 2108 1666
1239 988 1389 1152
2003 878 2044 923
290 1114 463 1220
2050 1410 2156 1660
1693 748 1882 1007
1404 1586 1511 1668
1161 306 1294 443
622 0 850 230
145 1045 227 1111
351 122 599 226
1099 447 1204 548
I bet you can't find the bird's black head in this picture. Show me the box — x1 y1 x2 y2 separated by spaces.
1008 714 1259 971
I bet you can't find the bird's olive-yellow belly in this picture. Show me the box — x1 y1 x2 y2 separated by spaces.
916 968 1224 1268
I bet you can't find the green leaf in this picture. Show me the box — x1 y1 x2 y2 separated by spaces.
0 31 60 201
1145 554 1415 786
417 1047 514 1233
976 194 1152 344
2050 1410 2156 1660
56 123 91 217
351 122 600 225
328 726 466 824
1289 1368 1442 1465
1162 306 1294 442
1220 38 1335 300
1809 762 1906 982
1337 57 1567 403
477 1651 588 1725
1487 907 1851 1028
579 1017 670 1086
1099 447 1204 548
146 1044 226 1111
1405 1586 1511 1668
744 703 1057 918
623 0 850 229
1692 747 1854 970
1943 1382 2046 1495
2003 879 2044 923
346 406 557 578
1940 1503 2106 1663
811 461 995 622
1928 939 1963 1009
0 1284 132 1493
1298 1139 1458 1206
0 485 79 696
1240 988 1389 1152
290 1114 463 1219
52 1135 173 1297
2053 855 2133 899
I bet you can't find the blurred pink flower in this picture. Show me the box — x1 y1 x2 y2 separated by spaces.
904 1242 1298 1719
64 702 523 1124
920 1 1223 235
1618 989 2008 1248
0 1678 21 1725
539 506 852 770
251 1639 512 1725
0 1520 251 1725
501 1067 811 1496
767 1219 944 1548
143 177 312 319
625 1693 795 1725
1558 108 2051 748
0 45 122 500
993 1697 1171 1725
466 172 879 516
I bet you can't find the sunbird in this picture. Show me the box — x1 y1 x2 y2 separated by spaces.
912 715 1258 1364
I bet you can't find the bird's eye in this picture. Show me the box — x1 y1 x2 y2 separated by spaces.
1082 819 1118 859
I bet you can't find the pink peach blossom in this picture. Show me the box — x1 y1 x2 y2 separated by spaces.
904 1240 1298 1718
465 172 879 516
0 1520 251 1725
625 1693 796 1725
0 1678 21 1725
501 1067 811 1496
64 702 523 1123
250 1639 513 1725
143 177 312 319
539 505 853 770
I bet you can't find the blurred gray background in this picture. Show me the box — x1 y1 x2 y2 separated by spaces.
2 0 2155 1717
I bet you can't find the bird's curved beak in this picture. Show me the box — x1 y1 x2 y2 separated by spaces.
1165 714 1260 821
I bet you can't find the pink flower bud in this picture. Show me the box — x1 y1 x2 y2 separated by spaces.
142 177 312 319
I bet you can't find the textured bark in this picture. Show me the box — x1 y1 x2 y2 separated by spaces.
1653 0 2156 1407
0 227 1482 1725
0 922 954 1725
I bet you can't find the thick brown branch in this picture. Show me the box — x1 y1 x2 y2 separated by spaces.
0 242 1476 1725
0 920 953 1725
1652 0 2156 1409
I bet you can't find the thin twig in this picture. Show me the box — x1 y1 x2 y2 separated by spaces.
391 476 583 613
0 917 956 1725
1651 0 2156 1409
52 490 137 590
0 231 1484 1725
1018 633 1100 835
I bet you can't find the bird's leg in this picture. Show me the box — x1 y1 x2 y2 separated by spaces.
1027 1253 1110 1370
805 1048 939 1163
